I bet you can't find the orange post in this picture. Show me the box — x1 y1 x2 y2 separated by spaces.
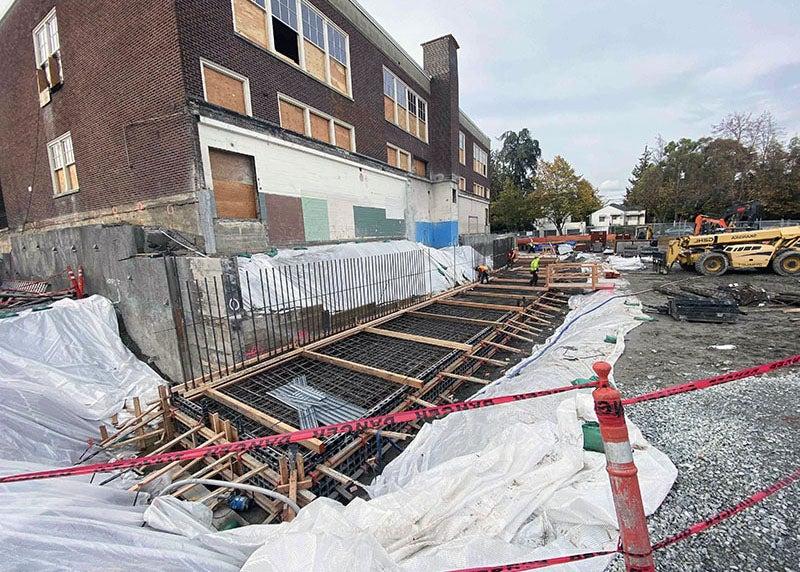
592 361 655 572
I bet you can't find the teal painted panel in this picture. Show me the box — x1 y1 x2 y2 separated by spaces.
353 206 405 238
302 197 330 242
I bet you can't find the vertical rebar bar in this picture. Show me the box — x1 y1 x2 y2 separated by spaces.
194 279 214 383
258 269 275 357
210 276 231 376
245 271 260 361
184 280 205 387
205 277 225 377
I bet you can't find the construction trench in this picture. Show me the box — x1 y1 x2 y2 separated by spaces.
99 256 596 524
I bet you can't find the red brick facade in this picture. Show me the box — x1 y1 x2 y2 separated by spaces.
0 0 490 231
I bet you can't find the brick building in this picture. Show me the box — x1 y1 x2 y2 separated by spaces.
0 0 492 253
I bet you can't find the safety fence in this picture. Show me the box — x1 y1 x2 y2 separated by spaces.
2 355 797 571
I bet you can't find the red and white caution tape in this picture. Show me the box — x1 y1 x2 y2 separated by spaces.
2 354 798 485
450 467 800 571
0 382 597 484
622 354 800 406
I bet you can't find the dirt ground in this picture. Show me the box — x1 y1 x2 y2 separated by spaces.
611 266 800 571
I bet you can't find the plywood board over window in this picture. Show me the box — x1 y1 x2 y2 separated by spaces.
334 123 352 151
309 112 331 143
304 40 326 82
279 99 306 135
209 149 258 220
233 0 269 48
203 63 248 115
397 150 410 172
413 158 427 178
329 59 348 94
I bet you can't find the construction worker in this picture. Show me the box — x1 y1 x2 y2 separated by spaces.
475 264 490 284
507 248 517 268
529 253 541 286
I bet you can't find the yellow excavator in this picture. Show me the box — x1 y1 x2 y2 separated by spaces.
659 226 800 276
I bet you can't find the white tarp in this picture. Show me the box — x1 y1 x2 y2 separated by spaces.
607 256 646 271
238 241 490 312
237 286 678 571
0 296 248 571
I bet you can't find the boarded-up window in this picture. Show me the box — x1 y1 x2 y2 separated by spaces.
48 132 79 195
387 146 397 167
397 107 408 131
384 96 395 122
334 123 352 151
279 99 306 135
310 111 331 143
458 177 466 191
398 150 410 172
233 0 268 48
203 63 248 115
209 149 258 220
413 158 427 177
304 40 326 82
329 58 348 94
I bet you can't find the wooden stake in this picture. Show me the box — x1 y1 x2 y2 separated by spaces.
364 326 473 351
303 350 424 389
481 339 524 354
438 372 490 385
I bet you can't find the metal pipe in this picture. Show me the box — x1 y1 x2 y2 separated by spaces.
157 478 301 517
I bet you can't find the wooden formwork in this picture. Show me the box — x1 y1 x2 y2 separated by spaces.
95 272 574 523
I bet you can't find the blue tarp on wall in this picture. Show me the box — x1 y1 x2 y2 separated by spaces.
415 220 459 248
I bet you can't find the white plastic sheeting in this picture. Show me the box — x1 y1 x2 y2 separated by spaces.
607 256 646 271
238 286 678 571
238 240 490 312
0 296 163 464
0 296 248 571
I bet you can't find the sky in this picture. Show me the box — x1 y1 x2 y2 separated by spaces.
358 0 800 203
3 1 798 203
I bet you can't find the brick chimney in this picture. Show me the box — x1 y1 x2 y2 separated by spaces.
422 35 459 181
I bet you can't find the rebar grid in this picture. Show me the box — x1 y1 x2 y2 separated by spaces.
319 332 460 379
420 302 510 321
378 314 490 343
221 357 405 428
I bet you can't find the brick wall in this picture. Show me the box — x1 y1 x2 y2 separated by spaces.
422 35 460 180
0 0 196 230
457 124 491 201
174 0 431 172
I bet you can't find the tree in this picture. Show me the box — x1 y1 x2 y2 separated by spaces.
626 145 651 193
532 156 602 234
489 179 541 232
493 129 542 195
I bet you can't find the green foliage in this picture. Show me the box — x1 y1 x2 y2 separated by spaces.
492 129 542 195
489 179 541 233
625 113 800 221
532 156 603 234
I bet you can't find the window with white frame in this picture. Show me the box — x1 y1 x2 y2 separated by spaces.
232 0 351 96
473 182 487 198
458 131 466 165
386 143 412 172
200 60 251 116
47 132 79 196
473 143 488 177
277 94 355 151
458 176 466 191
32 9 62 106
382 67 428 143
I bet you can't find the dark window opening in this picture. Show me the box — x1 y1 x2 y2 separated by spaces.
272 18 300 64
452 189 457 203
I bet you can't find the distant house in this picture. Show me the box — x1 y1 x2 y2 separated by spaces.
590 204 646 229
531 216 587 237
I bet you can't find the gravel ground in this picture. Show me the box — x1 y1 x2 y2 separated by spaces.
609 267 800 572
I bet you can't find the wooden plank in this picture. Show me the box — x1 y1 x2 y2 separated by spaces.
478 284 545 292
481 340 524 354
408 395 436 408
303 350 424 389
437 299 522 312
407 311 500 326
499 329 535 343
522 312 552 325
462 290 532 301
438 372 490 385
534 302 564 312
365 428 413 440
317 464 357 486
364 326 472 351
207 389 325 453
464 354 507 367
130 430 225 491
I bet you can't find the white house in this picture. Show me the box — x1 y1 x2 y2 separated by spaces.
532 216 587 237
590 204 646 230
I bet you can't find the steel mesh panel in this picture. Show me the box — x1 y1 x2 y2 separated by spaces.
318 332 458 380
420 302 509 321
378 314 489 343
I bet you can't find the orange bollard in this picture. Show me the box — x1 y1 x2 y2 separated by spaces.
592 361 656 572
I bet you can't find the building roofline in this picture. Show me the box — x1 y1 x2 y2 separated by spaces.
459 109 491 149
0 0 19 27
421 34 460 49
331 0 432 90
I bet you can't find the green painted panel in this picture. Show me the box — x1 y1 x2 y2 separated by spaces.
301 197 330 242
353 206 405 238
